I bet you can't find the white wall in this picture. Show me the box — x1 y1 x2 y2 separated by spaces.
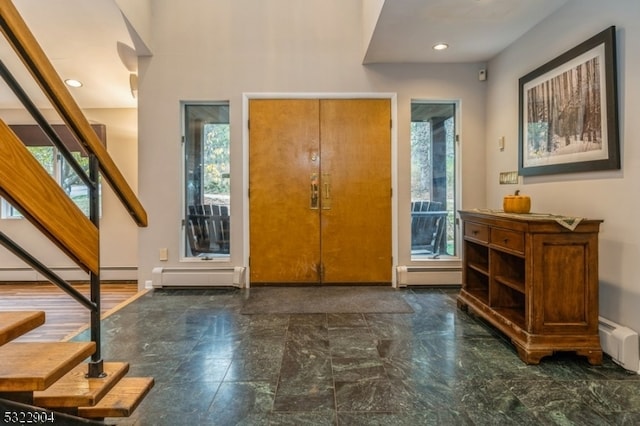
485 0 640 330
137 0 487 286
0 108 139 281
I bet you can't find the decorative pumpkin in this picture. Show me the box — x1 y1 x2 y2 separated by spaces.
503 190 531 214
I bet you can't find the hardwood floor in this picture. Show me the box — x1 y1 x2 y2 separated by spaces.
0 282 145 342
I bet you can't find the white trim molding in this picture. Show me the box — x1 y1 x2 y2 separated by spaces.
0 266 138 282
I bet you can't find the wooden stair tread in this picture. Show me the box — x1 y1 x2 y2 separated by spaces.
33 362 129 408
0 342 95 391
78 377 154 418
0 311 45 345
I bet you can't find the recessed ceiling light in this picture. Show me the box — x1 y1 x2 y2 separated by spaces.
64 79 83 88
433 43 449 51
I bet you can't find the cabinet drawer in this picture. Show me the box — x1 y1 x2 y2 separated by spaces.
464 222 489 243
491 228 524 253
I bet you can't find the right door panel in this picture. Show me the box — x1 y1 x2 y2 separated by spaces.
320 99 392 283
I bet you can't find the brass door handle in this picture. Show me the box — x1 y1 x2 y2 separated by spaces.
322 173 331 210
310 173 319 209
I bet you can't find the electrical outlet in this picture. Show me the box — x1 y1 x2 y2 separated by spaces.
499 171 519 184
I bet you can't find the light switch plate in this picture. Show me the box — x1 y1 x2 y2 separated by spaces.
159 248 168 261
499 171 519 184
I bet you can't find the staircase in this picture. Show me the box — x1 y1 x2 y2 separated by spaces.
0 311 153 421
0 0 153 422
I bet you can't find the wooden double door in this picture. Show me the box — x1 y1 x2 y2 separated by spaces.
249 98 392 285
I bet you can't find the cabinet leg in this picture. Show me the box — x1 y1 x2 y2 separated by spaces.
577 349 603 365
515 345 603 365
514 345 553 365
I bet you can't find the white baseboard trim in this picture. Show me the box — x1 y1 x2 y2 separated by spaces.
152 266 246 288
0 267 138 281
396 266 461 287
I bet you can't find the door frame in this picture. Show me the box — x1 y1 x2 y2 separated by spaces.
242 92 398 287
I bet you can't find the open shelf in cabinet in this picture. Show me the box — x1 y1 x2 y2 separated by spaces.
491 249 525 294
494 275 524 293
463 240 489 304
465 241 488 270
465 269 489 304
468 262 489 276
490 284 525 329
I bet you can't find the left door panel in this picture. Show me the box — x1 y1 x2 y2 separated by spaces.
249 99 321 283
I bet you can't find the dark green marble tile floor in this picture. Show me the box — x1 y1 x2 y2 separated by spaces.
74 287 640 425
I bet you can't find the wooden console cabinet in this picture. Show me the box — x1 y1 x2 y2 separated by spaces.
457 210 603 365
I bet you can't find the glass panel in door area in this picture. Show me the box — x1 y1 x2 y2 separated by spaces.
183 103 230 259
411 101 457 259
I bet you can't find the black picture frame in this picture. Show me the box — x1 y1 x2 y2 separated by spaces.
518 26 620 177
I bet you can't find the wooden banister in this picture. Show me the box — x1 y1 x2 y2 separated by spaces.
0 0 147 227
0 120 99 274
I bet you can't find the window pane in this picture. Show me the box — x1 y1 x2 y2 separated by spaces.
203 123 231 200
184 103 231 258
29 146 56 176
1 147 101 219
411 102 456 258
61 152 95 216
1 146 55 218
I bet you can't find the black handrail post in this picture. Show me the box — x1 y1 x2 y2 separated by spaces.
87 154 105 378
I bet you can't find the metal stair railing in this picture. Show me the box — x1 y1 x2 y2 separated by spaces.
0 0 147 379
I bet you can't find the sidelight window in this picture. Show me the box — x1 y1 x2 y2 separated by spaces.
183 103 231 259
410 101 457 259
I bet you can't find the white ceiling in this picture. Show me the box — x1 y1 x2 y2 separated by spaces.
0 0 137 110
365 0 570 63
0 0 569 109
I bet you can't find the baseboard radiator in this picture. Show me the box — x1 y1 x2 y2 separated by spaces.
151 266 246 288
396 266 461 287
599 316 640 373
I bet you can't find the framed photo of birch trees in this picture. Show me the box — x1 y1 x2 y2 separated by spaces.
518 26 620 176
